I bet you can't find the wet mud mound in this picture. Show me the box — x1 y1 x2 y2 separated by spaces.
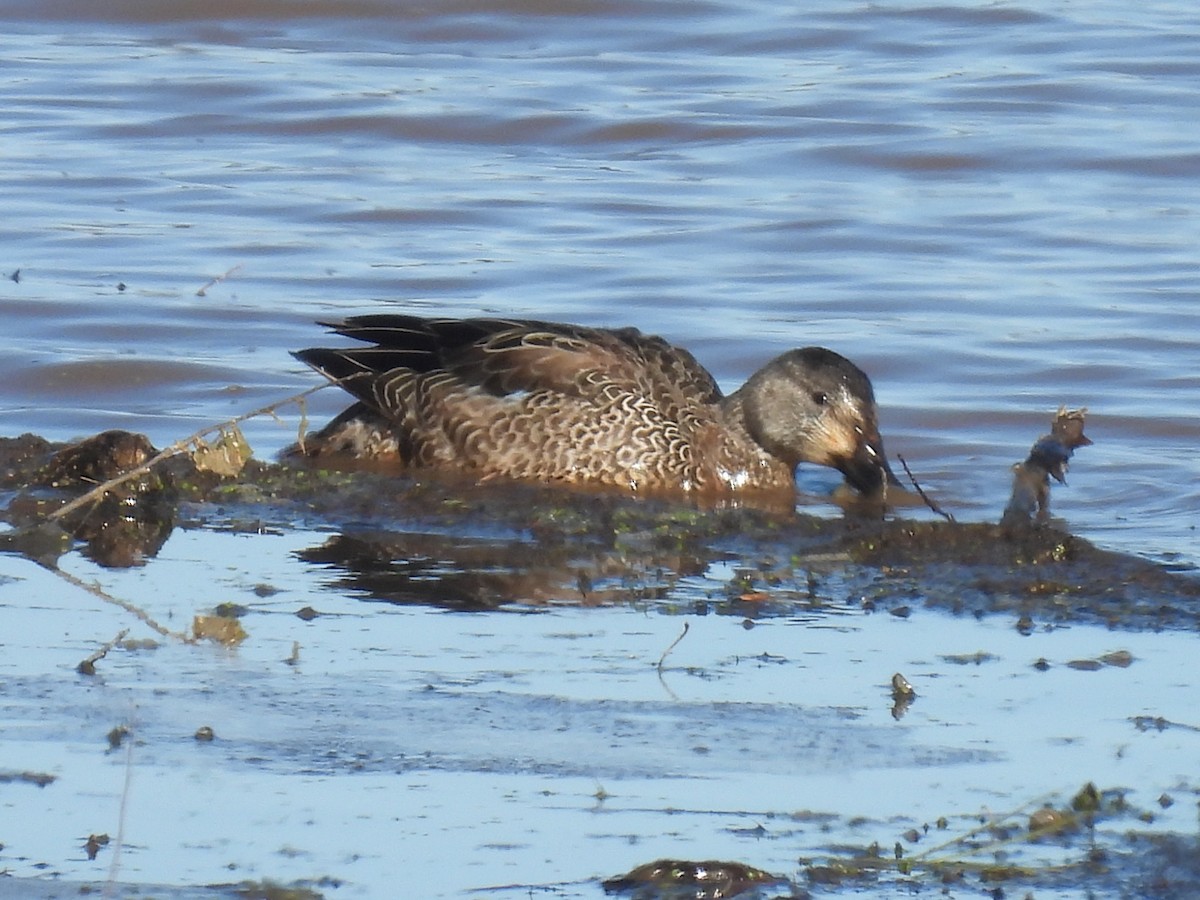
1 430 1196 627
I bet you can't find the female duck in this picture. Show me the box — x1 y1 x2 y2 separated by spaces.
292 315 898 498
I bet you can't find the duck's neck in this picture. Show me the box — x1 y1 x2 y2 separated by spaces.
715 392 794 491
718 391 754 442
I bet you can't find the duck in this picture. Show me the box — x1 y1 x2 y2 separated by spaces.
290 314 899 498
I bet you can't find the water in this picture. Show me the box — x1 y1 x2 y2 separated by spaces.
3 527 1199 898
2 0 1198 565
2 1 1200 896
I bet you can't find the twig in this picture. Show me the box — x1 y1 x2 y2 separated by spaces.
657 622 690 672
52 566 190 643
77 629 129 675
909 790 1060 863
897 454 954 522
103 713 135 900
195 263 243 297
48 383 331 523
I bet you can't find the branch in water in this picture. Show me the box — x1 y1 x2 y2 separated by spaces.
896 454 954 522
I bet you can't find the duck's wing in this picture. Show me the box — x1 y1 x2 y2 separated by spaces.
294 315 723 410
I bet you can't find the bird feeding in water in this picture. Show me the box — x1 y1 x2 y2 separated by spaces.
291 314 899 500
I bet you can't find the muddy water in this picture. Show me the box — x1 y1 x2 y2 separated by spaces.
2 1 1200 897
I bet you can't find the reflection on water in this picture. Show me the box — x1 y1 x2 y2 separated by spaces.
300 531 599 610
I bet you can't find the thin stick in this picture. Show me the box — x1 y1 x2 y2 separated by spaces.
77 629 129 675
909 790 1059 862
103 714 135 899
657 621 690 672
195 263 243 297
53 566 190 642
48 383 330 523
897 454 954 522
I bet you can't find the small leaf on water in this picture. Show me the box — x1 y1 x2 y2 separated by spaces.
192 614 248 646
191 425 252 477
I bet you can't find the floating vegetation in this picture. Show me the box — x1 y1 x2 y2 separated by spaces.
940 651 998 666
230 879 329 900
783 781 1170 895
0 770 57 787
38 384 329 528
2 419 1199 629
192 613 248 646
601 785 1157 900
191 423 253 478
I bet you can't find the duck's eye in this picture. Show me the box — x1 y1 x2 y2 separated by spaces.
811 391 829 407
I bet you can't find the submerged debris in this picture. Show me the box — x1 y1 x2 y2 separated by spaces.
603 859 781 898
31 430 178 568
794 781 1166 893
1001 407 1092 527
84 832 109 860
41 430 158 490
106 725 131 752
76 628 129 675
891 672 916 719
230 879 328 900
0 770 57 787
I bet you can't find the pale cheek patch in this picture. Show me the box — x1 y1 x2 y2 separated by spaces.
817 390 866 463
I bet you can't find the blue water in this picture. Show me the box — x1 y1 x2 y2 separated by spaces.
3 0 1199 566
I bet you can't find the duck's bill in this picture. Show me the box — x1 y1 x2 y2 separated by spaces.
838 437 901 495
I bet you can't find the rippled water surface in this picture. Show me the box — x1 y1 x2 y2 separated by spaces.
3 0 1199 563
2 0 1200 896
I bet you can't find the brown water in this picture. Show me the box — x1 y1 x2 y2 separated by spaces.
2 1 1200 897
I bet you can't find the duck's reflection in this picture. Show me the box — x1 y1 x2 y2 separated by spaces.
295 529 711 611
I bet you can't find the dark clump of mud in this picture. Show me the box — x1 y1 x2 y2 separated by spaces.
1 430 1197 627
603 858 784 899
841 517 1200 628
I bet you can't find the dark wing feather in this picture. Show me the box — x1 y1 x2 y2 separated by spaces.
294 315 722 411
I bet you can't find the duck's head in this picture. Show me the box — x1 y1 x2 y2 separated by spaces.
740 347 899 495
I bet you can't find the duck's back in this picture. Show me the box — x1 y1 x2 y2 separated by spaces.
293 315 771 492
